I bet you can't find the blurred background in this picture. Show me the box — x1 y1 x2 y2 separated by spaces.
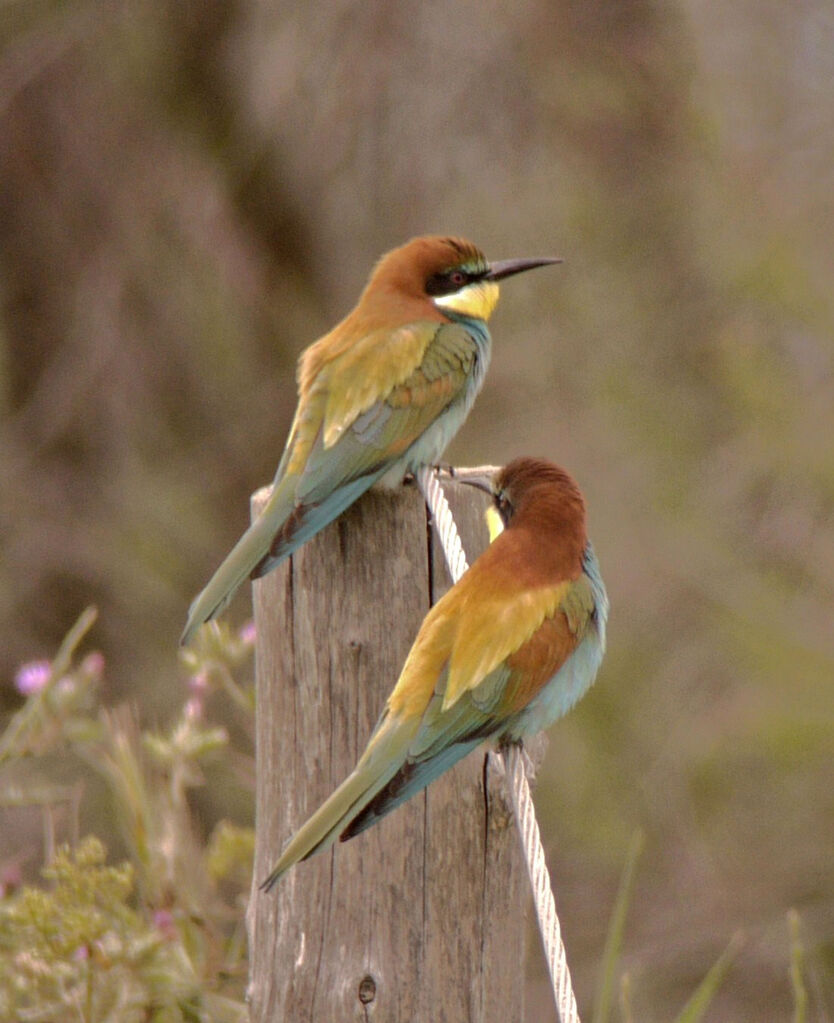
1 0 832 1019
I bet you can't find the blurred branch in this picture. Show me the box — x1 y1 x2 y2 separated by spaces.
0 3 101 121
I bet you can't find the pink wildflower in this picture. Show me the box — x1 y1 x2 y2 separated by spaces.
80 651 105 679
14 660 51 696
188 670 209 694
0 863 21 898
184 696 203 721
153 908 177 941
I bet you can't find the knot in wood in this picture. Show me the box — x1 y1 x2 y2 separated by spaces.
358 974 376 1004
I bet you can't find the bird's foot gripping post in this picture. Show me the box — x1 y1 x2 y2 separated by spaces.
415 465 582 1023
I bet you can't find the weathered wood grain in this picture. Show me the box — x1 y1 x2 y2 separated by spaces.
247 479 528 1022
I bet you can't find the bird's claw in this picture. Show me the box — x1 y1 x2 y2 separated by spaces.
491 739 535 781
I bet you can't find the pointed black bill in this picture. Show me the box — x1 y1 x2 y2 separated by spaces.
484 256 562 282
451 465 498 497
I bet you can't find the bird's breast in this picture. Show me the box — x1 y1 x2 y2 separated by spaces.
505 543 608 741
399 322 491 475
505 627 605 740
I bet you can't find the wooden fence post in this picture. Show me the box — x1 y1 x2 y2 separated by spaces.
247 478 529 1022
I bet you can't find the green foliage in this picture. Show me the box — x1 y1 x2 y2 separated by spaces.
591 834 744 1023
0 837 206 1023
207 821 255 887
589 851 823 1022
0 608 103 766
0 612 253 1023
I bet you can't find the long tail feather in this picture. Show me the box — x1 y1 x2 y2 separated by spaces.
180 480 296 645
259 769 388 891
250 474 377 580
181 473 383 645
341 737 482 841
260 712 418 890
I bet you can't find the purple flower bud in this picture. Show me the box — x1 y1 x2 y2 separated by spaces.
80 651 105 679
188 670 209 694
14 660 51 696
153 908 177 940
55 677 75 697
184 696 203 721
0 863 21 898
239 621 256 646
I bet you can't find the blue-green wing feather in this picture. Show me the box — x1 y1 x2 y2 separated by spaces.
182 323 481 643
342 544 609 839
254 324 480 574
341 663 509 839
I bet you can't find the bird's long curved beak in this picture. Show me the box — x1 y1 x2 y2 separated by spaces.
484 256 562 281
450 465 499 497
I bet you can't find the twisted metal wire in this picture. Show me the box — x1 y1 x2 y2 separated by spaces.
415 465 581 1023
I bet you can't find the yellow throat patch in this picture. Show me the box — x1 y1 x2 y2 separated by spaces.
433 280 500 321
484 504 505 543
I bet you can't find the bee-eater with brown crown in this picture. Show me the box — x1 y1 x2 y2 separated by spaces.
260 456 608 889
181 237 559 644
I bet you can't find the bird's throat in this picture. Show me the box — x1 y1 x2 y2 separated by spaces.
433 280 500 322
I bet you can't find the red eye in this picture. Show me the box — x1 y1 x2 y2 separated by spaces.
449 271 466 287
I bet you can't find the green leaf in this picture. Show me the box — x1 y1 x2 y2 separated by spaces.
592 829 644 1023
787 909 807 1023
672 931 744 1023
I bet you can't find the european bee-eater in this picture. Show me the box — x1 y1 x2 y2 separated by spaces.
261 456 608 889
181 237 559 645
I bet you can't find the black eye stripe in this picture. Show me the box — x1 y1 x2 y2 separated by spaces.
425 269 479 297
497 493 513 527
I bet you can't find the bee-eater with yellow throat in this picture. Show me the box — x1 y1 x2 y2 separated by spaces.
181 237 559 644
261 456 608 889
